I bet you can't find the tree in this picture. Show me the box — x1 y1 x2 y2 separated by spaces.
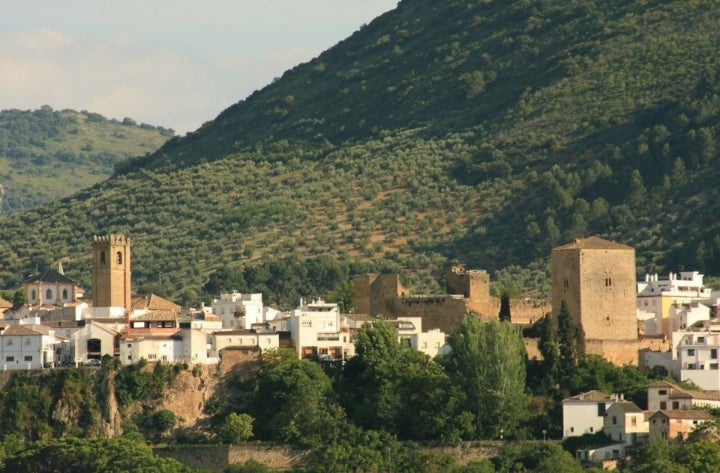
154 409 177 434
558 300 585 373
340 319 461 440
537 314 560 395
220 413 254 444
445 316 529 439
498 292 511 322
251 357 344 447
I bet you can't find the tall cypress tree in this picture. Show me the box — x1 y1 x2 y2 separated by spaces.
557 300 585 373
499 291 511 322
537 313 560 395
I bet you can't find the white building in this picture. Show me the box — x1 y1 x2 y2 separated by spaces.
119 333 180 365
57 320 119 365
603 401 649 445
637 271 713 336
392 317 450 358
212 292 264 329
289 299 354 360
669 302 712 332
672 331 720 390
0 324 59 370
647 380 720 411
562 390 620 438
211 329 279 354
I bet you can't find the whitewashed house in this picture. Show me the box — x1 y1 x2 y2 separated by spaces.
57 320 119 365
391 317 450 358
647 380 720 411
0 324 59 370
637 271 713 336
119 333 180 365
212 292 264 329
562 390 620 438
672 331 720 390
211 329 279 354
289 299 354 360
603 401 649 445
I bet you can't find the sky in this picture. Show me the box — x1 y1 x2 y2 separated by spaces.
0 0 398 134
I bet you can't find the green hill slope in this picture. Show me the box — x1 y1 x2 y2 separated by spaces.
0 107 172 213
1 0 720 303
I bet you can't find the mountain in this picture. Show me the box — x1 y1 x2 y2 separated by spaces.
0 107 172 213
1 0 720 304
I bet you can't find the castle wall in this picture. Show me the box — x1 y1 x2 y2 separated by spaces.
585 339 639 366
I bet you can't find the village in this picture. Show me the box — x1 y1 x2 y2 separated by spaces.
2 233 720 468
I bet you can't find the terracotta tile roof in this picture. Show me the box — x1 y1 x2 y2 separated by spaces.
1 325 45 336
611 401 643 413
563 390 615 402
131 311 177 321
648 380 720 401
553 236 633 251
22 267 78 285
131 294 180 312
0 298 12 309
651 410 714 421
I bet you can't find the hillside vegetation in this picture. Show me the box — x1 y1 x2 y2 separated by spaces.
0 107 171 213
1 0 720 303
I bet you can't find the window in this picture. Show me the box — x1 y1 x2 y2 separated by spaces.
24 356 32 362
590 427 594 433
712 349 718 359
659 389 667 395
605 278 612 287
148 354 157 360
698 337 706 343
563 279 569 288
570 427 574 433
5 356 13 362
100 251 106 264
46 289 52 300
598 403 607 416
302 321 311 328
660 401 667 409
688 349 696 356
631 416 637 426
62 289 68 300
116 251 123 264
672 401 680 409
612 416 617 425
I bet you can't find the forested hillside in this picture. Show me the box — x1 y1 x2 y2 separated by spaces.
0 107 171 213
1 0 720 303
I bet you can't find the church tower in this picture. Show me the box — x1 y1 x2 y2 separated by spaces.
92 234 131 311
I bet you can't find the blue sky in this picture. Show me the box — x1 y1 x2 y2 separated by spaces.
0 1 398 133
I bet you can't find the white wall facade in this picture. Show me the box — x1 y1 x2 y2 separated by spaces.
119 336 179 365
212 292 264 329
673 331 720 390
289 299 353 360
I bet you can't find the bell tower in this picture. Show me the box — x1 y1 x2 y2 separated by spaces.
92 234 131 311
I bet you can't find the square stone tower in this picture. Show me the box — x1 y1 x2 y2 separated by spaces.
92 234 131 311
552 237 638 365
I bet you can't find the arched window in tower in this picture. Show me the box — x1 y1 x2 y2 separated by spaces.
31 289 36 301
116 251 123 264
46 289 52 300
100 251 106 265
62 289 68 300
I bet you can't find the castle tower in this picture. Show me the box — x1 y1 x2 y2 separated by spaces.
92 234 131 311
551 237 638 365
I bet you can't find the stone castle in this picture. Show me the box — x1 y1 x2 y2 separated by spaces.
354 265 550 333
551 236 639 365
